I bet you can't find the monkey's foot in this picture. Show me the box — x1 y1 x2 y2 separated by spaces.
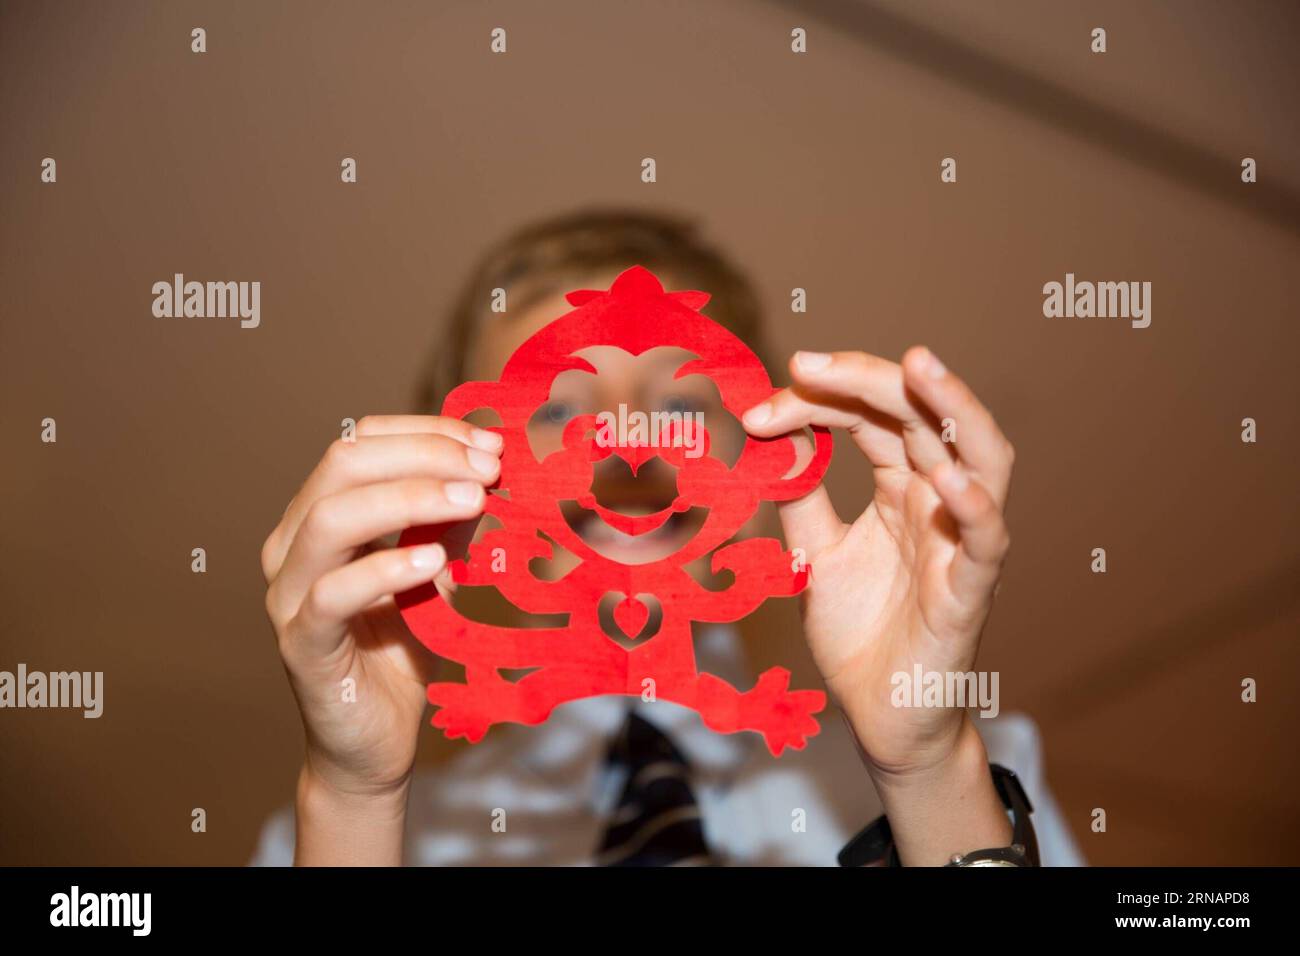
695 667 826 756
426 678 517 743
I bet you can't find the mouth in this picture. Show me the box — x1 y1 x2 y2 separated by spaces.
561 504 706 564
558 456 703 563
573 493 685 536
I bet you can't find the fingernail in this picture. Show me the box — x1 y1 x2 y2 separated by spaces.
794 351 832 373
941 462 969 492
926 350 946 379
469 427 502 452
409 544 445 570
467 447 499 477
445 481 482 506
743 403 773 427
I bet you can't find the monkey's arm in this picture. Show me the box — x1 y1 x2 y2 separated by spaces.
684 538 808 623
451 526 580 615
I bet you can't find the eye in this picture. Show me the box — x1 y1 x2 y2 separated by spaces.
661 395 698 416
534 400 576 425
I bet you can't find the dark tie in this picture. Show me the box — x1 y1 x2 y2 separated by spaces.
595 710 715 866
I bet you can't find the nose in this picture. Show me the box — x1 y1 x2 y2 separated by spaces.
609 440 656 476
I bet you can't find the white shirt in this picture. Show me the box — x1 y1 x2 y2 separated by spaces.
251 626 1084 866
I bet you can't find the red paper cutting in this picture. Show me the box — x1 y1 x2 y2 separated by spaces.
397 265 833 755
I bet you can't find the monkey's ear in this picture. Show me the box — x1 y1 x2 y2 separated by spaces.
764 426 835 501
441 380 502 421
669 290 711 310
565 289 604 306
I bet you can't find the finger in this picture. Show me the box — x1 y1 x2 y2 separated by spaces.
930 459 1010 607
741 351 950 474
772 430 846 561
269 477 486 617
775 482 847 565
743 384 908 470
901 347 1014 506
288 543 448 657
264 431 500 580
788 350 954 474
354 415 503 448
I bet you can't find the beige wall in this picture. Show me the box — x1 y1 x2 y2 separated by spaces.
1 0 1297 864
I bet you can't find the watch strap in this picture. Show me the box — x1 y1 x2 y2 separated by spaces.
837 763 1039 867
986 763 1038 866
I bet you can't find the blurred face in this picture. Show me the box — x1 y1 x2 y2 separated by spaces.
465 273 747 569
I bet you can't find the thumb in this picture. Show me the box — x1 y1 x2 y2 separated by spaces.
775 482 845 565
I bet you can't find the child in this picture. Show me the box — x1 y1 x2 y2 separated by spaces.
253 209 1081 866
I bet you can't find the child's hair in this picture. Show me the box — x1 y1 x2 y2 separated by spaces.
417 207 769 411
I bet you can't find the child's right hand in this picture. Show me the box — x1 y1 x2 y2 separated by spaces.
260 415 502 804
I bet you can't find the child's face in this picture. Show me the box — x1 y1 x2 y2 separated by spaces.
466 275 748 567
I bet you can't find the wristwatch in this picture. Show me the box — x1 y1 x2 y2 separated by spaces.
837 763 1040 867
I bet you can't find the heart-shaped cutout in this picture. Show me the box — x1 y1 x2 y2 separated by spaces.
596 592 662 649
612 595 649 640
